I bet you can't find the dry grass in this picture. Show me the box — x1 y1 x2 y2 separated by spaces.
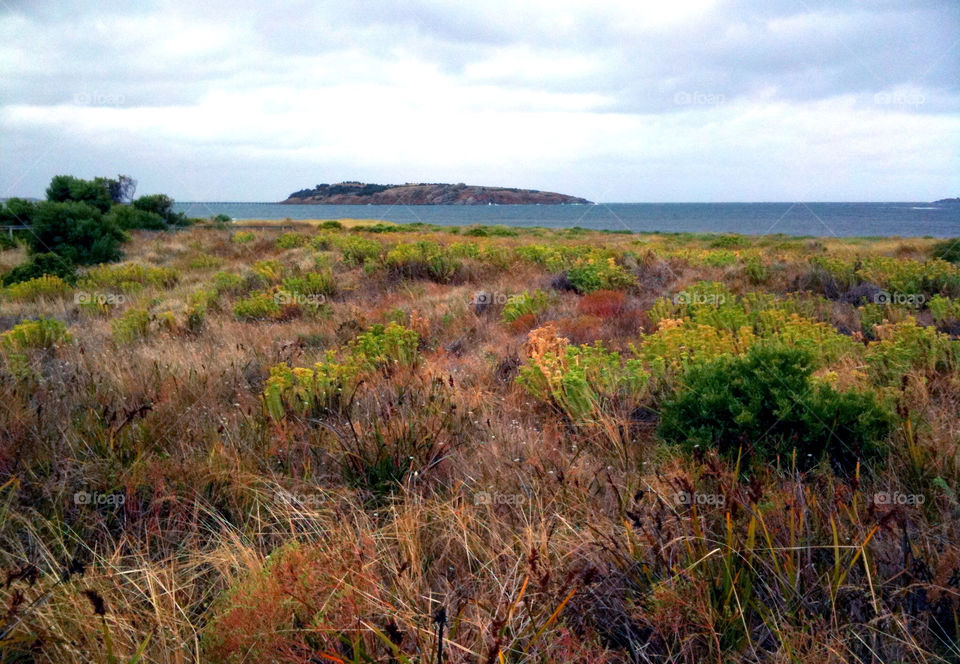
0 224 957 663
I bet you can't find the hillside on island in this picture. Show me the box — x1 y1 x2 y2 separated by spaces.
281 181 592 205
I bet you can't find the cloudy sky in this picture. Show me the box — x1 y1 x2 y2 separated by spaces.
1 0 957 202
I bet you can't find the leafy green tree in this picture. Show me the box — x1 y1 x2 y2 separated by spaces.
46 175 113 212
0 198 36 225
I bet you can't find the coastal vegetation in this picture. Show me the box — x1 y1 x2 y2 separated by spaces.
0 207 958 662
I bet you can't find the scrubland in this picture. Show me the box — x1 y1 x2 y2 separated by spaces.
0 220 958 663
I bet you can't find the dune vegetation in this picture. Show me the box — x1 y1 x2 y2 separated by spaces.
0 208 959 662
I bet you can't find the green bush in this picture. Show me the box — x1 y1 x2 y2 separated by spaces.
384 241 460 283
566 258 635 293
335 235 381 266
233 292 284 321
658 344 892 472
275 232 307 249
2 274 73 301
81 262 179 290
211 271 245 294
231 231 255 244
28 201 127 265
517 329 649 421
347 322 420 369
932 239 960 264
133 194 188 226
501 289 550 323
110 308 151 344
104 205 167 230
281 271 337 299
1 317 71 351
2 252 77 286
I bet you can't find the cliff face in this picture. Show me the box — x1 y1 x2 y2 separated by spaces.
281 182 592 205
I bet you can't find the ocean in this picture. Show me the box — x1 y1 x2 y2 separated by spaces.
172 202 959 238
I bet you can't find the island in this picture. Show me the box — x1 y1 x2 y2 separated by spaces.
280 181 592 205
931 198 959 207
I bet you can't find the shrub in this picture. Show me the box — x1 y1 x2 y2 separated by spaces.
335 235 381 266
211 271 244 294
928 295 960 324
865 318 959 384
658 344 892 472
275 232 307 249
1 317 71 351
518 324 649 421
280 271 337 299
186 254 223 269
27 201 127 265
111 308 151 344
348 322 420 370
133 194 188 226
2 252 78 286
2 274 72 301
384 241 460 283
231 231 255 244
104 205 167 230
709 234 748 249
81 262 179 290
860 256 960 296
566 257 635 293
233 292 285 321
262 354 359 420
743 256 771 285
251 260 284 283
932 239 960 264
501 289 550 323
318 220 343 229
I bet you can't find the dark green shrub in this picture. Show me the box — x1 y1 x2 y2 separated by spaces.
2 252 77 285
932 239 960 264
658 344 892 472
27 201 127 265
104 205 167 230
133 194 190 226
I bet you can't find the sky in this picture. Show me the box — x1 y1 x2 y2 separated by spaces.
1 0 957 202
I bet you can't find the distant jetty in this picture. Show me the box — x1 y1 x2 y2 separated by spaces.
280 181 592 205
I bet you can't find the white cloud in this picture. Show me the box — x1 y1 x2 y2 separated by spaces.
0 0 957 201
